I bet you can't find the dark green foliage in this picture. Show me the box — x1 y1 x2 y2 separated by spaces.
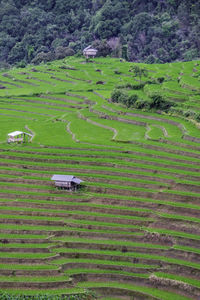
111 87 175 111
111 89 138 108
91 40 112 57
32 52 54 64
111 89 127 103
116 83 145 90
55 47 75 60
0 0 199 65
134 99 149 109
125 94 138 108
0 291 96 300
170 107 200 122
149 94 174 111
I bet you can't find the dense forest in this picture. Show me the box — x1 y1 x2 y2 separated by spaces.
0 0 199 67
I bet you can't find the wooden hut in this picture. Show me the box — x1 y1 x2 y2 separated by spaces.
83 45 98 58
51 175 83 190
7 131 32 143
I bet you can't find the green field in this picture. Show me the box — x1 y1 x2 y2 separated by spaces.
0 57 200 300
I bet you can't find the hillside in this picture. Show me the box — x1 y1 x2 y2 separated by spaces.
0 0 200 67
0 56 200 299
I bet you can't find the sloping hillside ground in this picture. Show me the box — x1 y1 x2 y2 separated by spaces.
0 57 200 300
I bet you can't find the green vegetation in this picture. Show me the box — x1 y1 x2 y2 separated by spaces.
0 56 199 300
0 291 94 300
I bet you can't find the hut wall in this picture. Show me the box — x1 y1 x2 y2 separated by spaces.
55 181 72 188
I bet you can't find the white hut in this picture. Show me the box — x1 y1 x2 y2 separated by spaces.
7 131 32 143
51 175 83 190
83 45 98 58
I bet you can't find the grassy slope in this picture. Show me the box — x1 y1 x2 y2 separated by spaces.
0 57 199 299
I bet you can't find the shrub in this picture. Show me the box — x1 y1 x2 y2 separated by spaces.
134 99 150 109
124 94 138 107
55 47 75 59
92 39 112 57
111 89 138 108
116 83 145 90
32 52 54 64
149 94 173 110
196 113 200 122
111 89 127 103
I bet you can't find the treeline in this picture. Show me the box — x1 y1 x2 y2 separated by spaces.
0 0 199 67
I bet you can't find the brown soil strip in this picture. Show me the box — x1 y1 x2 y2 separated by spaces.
0 280 72 289
12 97 83 109
65 74 91 83
79 273 200 300
59 222 142 234
2 73 39 87
0 247 50 254
158 138 200 152
0 175 167 192
0 240 53 247
1 178 200 204
25 76 55 85
90 108 147 127
3 147 199 166
150 220 200 238
60 242 163 255
60 247 200 265
88 186 200 205
0 209 151 227
183 135 200 143
54 231 145 241
39 94 82 104
0 217 66 227
1 154 199 172
0 80 22 88
62 259 200 280
50 75 76 84
75 272 150 286
127 112 188 134
149 275 200 300
0 167 175 184
0 113 35 120
40 94 91 105
30 141 200 159
90 286 158 300
0 188 199 219
0 107 52 116
62 262 159 274
0 270 61 276
0 201 151 218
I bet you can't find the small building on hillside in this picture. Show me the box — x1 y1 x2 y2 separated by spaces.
83 45 98 58
7 131 32 143
51 175 83 190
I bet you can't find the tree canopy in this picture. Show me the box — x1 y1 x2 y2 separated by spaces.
0 0 199 66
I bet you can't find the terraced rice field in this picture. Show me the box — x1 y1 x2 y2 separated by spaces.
0 57 200 299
